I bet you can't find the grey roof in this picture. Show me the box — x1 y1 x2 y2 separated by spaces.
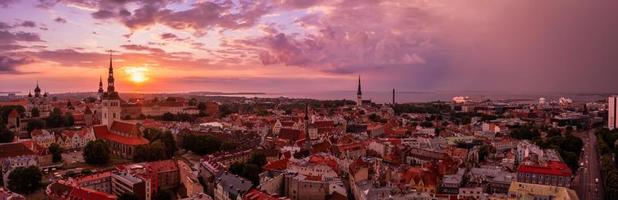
215 172 252 198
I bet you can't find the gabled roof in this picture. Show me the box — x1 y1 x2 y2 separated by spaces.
0 143 35 159
278 128 304 142
110 121 140 136
93 124 148 146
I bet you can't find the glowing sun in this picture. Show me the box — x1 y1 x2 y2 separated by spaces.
124 66 150 84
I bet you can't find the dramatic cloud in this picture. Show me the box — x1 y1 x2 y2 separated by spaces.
235 0 435 75
54 17 67 23
0 30 44 44
2 0 618 94
0 0 19 8
121 44 165 54
160 33 176 40
20 20 36 28
0 55 33 74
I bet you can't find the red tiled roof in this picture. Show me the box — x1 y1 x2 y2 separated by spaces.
263 159 288 171
0 143 35 159
110 121 140 136
312 141 331 154
243 189 284 200
308 154 338 171
147 160 178 172
517 161 572 177
93 125 149 146
400 167 437 187
69 186 116 200
314 120 334 128
278 128 304 142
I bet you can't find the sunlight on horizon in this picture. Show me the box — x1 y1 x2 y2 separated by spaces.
124 66 150 84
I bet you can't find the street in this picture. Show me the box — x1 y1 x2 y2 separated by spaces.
573 130 604 200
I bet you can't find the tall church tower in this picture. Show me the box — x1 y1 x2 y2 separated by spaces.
101 52 121 128
356 76 362 106
97 76 104 100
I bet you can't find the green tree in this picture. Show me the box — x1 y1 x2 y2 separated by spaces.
159 131 177 157
49 143 63 163
0 106 25 123
229 162 244 175
181 134 222 155
133 140 166 162
162 112 175 121
118 192 140 200
83 140 110 165
63 112 74 127
478 145 494 162
26 119 45 133
7 166 42 194
143 128 176 158
249 153 267 167
220 142 237 151
241 164 261 184
189 98 198 106
0 125 15 143
30 107 40 118
46 108 65 128
153 189 173 200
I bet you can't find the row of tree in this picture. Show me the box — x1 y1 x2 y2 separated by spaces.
596 128 618 199
229 153 267 185
509 125 583 171
181 134 225 155
133 128 177 162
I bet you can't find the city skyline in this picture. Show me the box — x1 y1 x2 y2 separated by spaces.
2 0 618 94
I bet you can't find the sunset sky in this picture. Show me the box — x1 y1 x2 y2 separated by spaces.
1 0 617 94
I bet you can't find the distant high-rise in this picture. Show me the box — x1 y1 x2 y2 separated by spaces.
392 88 396 105
609 96 618 130
356 76 362 106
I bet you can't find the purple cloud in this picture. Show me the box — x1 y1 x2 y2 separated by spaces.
0 30 44 44
0 55 34 74
121 44 165 54
92 10 115 19
0 0 19 8
54 17 67 23
20 20 36 28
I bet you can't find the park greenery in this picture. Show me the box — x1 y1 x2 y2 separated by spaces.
83 140 111 166
0 124 15 143
133 128 177 162
49 143 63 163
7 166 42 194
181 133 225 155
229 153 267 185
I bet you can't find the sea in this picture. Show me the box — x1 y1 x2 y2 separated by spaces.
202 90 609 104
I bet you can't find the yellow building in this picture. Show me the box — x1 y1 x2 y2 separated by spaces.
508 181 578 200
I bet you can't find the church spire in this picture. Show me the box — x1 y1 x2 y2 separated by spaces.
357 76 362 96
34 80 41 97
356 76 362 106
106 50 116 96
98 75 104 94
